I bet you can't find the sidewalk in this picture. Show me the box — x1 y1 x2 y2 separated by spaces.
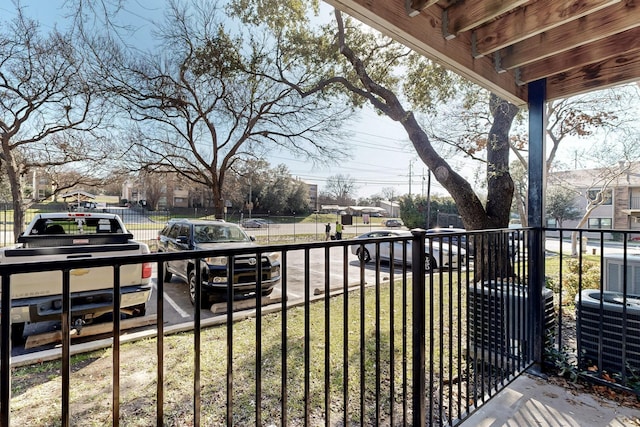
463 373 640 426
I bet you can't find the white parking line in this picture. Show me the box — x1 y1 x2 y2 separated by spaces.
152 282 190 318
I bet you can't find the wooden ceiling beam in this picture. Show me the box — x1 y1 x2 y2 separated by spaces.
519 26 640 84
405 0 439 17
442 0 529 40
499 1 640 70
473 0 620 58
324 0 640 103
547 50 640 101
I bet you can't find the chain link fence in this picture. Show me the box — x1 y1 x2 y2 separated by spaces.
0 204 384 249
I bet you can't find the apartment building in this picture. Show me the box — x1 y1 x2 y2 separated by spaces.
549 162 640 234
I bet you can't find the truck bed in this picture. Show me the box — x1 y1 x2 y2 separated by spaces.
5 242 142 258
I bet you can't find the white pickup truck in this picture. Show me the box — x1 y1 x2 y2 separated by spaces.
3 212 152 344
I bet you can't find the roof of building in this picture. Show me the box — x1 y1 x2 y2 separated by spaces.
549 162 640 188
59 190 96 201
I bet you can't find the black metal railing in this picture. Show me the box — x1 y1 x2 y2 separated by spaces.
546 227 640 394
0 227 560 426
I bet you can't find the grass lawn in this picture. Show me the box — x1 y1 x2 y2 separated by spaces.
10 273 475 426
10 246 618 424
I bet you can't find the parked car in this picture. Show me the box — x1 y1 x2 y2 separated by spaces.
427 227 468 246
157 219 280 305
350 229 465 271
241 218 268 228
427 227 475 258
382 219 404 228
427 227 526 260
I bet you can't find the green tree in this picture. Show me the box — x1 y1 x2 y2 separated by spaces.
274 7 517 278
398 196 425 229
224 159 310 215
273 9 517 234
545 186 581 228
399 195 459 229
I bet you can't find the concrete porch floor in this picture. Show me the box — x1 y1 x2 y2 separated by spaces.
463 373 640 426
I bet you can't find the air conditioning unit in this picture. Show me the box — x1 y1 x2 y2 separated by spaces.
468 282 554 368
576 290 640 374
603 254 640 294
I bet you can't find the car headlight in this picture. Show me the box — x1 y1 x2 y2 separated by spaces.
267 252 280 263
206 256 228 266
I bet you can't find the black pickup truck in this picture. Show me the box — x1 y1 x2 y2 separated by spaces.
157 218 281 306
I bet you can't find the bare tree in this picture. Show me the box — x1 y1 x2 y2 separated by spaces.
325 174 357 206
0 6 110 238
39 168 105 202
102 0 348 218
381 187 397 202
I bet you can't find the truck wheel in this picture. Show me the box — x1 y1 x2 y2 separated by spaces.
357 248 371 263
11 322 25 346
188 272 197 306
425 255 437 272
188 272 212 308
163 263 173 282
129 304 147 317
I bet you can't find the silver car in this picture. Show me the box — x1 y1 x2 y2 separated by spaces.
350 229 465 271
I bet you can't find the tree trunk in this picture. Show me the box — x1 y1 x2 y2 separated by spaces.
401 95 517 280
331 16 517 280
571 207 596 256
560 203 601 257
2 141 24 242
212 183 225 219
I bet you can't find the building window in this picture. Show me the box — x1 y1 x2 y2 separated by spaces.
546 218 558 227
587 189 612 205
588 217 612 229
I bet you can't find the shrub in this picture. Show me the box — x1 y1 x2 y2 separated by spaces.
560 258 601 304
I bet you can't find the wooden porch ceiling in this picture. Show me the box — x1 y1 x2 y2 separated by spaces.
324 0 640 107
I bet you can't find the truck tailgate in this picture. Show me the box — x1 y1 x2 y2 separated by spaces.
2 244 148 299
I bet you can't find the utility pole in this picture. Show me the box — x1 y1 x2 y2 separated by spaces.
409 159 415 196
248 178 253 219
